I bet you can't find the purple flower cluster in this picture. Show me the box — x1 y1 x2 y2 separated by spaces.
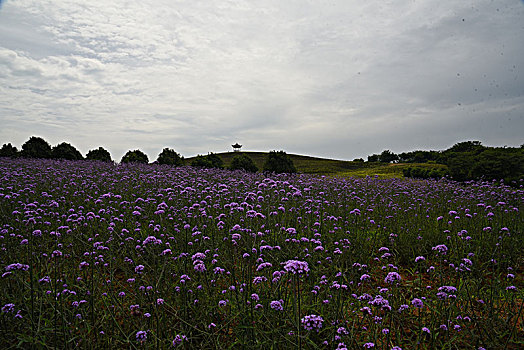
283 260 309 275
301 314 324 332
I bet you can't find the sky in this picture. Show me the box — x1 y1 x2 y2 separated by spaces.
0 0 523 161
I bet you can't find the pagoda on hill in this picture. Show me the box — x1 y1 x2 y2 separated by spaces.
232 143 242 152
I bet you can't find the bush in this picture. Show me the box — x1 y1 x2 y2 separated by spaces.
157 148 184 166
0 143 18 158
121 149 149 164
191 153 223 169
52 142 83 160
263 150 296 174
229 154 258 172
20 136 52 159
86 147 112 162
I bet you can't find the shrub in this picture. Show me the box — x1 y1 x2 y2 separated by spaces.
191 153 223 169
20 136 52 159
86 147 112 162
263 150 296 173
157 148 184 166
229 154 258 172
0 143 18 158
52 142 83 160
121 149 149 164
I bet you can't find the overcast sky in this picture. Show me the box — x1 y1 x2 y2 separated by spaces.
1 0 523 161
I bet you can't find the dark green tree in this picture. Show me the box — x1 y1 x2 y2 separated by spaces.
156 148 184 166
20 136 52 159
0 143 18 158
52 142 83 160
447 153 474 181
263 150 296 173
379 150 399 163
447 140 484 153
229 153 258 172
121 149 149 164
367 154 379 162
191 153 223 169
86 147 112 162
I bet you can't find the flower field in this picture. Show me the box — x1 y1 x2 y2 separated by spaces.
0 158 522 349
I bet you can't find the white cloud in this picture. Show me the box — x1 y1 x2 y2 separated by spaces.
0 0 523 161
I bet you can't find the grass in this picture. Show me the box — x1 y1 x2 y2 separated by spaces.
187 151 448 178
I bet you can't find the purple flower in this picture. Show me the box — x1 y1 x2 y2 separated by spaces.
270 300 283 311
411 298 424 308
136 330 147 342
134 265 144 274
432 244 448 255
384 272 401 284
2 303 15 313
422 327 430 334
360 274 370 281
363 343 375 348
283 260 309 275
301 314 323 332
172 334 187 346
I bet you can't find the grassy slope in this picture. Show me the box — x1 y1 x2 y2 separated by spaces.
186 151 448 178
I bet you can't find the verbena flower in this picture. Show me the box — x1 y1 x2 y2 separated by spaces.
136 330 147 342
411 298 424 308
301 314 323 332
283 260 309 274
384 272 401 284
270 300 283 311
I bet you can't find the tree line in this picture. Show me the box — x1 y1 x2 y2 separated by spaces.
367 141 524 183
0 136 297 174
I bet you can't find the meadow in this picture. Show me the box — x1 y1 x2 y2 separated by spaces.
0 158 522 349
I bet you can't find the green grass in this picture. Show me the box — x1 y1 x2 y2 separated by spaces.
186 151 449 178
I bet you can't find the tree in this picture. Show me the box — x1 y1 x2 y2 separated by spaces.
52 142 83 160
86 147 112 162
121 149 149 164
156 148 184 166
229 153 258 172
191 153 223 169
379 150 398 163
367 154 379 162
20 136 52 159
0 143 18 158
263 150 296 173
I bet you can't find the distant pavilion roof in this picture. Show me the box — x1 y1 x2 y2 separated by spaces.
232 143 242 148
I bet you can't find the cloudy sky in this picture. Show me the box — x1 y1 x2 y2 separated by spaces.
1 0 523 161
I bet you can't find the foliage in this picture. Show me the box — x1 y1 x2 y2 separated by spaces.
20 136 52 159
86 147 112 162
191 153 223 169
398 150 440 163
0 143 18 158
402 165 449 179
229 153 258 172
379 149 398 163
0 158 522 349
52 142 83 160
367 154 379 162
156 148 184 166
263 150 297 173
121 149 149 164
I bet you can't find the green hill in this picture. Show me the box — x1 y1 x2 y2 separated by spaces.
186 151 447 178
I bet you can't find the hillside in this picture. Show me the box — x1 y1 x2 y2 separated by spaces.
186 151 446 178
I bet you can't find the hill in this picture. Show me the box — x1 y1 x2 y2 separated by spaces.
186 151 446 178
